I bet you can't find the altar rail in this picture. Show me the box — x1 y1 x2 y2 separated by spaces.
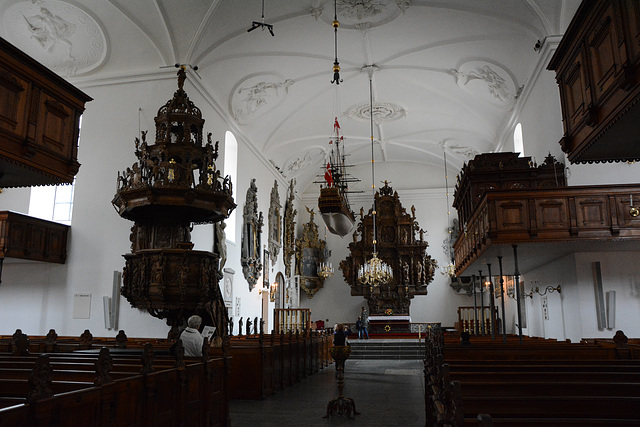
274 308 311 333
454 184 640 275
342 322 441 338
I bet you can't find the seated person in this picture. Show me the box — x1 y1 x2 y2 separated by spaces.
180 315 204 356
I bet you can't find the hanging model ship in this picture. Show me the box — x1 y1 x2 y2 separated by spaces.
316 118 360 237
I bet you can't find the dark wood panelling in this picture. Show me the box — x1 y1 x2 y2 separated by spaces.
548 0 640 163
0 211 68 263
0 37 91 188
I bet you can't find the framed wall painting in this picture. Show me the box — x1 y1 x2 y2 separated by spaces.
263 249 270 288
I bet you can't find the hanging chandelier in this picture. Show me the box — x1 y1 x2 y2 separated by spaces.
318 261 334 278
357 71 393 289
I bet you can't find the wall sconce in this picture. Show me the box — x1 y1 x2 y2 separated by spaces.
630 195 639 217
318 261 334 278
533 285 561 296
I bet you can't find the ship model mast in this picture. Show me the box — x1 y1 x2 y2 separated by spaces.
316 117 360 237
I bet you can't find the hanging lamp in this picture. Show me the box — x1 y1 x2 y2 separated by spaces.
330 0 342 85
357 71 393 290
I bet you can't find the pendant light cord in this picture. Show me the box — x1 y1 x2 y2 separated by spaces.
369 76 377 254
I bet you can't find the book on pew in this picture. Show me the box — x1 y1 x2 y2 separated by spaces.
202 326 216 345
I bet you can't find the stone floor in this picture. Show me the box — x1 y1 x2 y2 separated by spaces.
229 358 426 426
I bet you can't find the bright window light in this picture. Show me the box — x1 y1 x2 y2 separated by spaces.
224 131 238 243
29 180 75 225
514 123 524 157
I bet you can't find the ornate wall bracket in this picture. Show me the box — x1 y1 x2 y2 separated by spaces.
268 180 282 266
295 208 328 298
283 179 297 277
241 178 263 290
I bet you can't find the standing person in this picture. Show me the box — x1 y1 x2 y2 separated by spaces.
356 317 363 339
180 315 203 357
333 323 348 346
360 306 369 339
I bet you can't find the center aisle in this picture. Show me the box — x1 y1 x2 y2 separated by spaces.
230 359 426 426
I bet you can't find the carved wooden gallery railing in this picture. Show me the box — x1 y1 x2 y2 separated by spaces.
453 184 640 275
0 211 68 264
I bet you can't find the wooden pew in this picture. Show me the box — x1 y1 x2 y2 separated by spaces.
0 343 230 427
425 328 640 427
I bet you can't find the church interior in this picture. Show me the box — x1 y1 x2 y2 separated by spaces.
1 0 640 425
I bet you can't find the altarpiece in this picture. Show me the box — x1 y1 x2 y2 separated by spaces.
340 182 436 316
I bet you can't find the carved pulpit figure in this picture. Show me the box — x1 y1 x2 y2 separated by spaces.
253 317 259 335
238 317 243 336
228 317 234 336
246 318 252 336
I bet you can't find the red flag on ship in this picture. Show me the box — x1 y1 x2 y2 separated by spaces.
334 117 340 130
324 162 333 187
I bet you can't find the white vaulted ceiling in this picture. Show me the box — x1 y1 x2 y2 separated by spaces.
0 0 581 195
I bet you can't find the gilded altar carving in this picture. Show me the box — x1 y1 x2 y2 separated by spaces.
340 182 436 315
268 180 282 266
295 207 328 298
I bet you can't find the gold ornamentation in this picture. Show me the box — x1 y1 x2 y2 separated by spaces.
295 207 329 298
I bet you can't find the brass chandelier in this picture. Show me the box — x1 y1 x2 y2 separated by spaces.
357 71 393 289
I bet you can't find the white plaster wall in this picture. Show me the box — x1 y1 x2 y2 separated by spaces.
0 187 31 212
521 254 578 342
516 68 564 164
573 252 640 339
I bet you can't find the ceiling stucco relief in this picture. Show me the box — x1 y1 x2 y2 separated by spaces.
283 152 313 178
316 0 407 29
231 75 294 123
447 144 479 159
337 0 386 20
3 0 107 76
344 101 406 124
448 61 519 111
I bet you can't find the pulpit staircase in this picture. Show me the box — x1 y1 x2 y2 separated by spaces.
348 340 424 360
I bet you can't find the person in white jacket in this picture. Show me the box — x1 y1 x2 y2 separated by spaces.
180 315 203 357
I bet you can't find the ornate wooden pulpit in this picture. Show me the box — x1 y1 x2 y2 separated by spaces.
112 67 235 338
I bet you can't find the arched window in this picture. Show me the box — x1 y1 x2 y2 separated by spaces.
224 131 238 243
514 123 524 157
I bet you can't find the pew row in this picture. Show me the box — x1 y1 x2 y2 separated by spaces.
425 328 640 427
0 343 230 427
